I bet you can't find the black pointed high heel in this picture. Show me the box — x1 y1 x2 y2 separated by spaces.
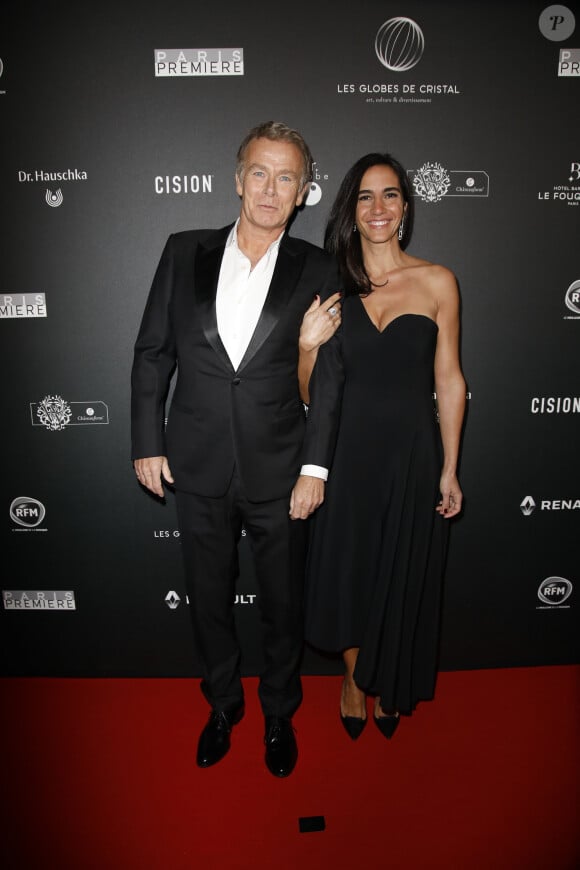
373 710 400 739
340 712 367 740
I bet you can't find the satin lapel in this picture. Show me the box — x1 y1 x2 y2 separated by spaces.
237 240 305 373
194 228 234 373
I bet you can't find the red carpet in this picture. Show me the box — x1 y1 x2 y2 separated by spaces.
1 666 579 869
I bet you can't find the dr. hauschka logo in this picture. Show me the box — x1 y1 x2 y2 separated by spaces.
538 5 576 41
530 396 580 413
521 495 579 514
537 161 580 206
154 49 244 77
17 168 88 205
520 496 536 516
10 497 46 529
0 293 47 318
154 174 213 195
46 189 63 207
537 576 573 608
30 396 110 430
19 169 88 183
3 590 76 611
564 279 580 318
375 18 425 71
410 163 490 202
165 590 181 609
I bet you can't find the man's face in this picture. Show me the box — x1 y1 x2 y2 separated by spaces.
236 137 307 234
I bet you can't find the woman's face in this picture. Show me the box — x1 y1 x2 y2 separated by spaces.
354 164 407 246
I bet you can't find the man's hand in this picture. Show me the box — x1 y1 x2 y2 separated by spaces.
299 292 342 353
134 456 174 497
289 475 325 520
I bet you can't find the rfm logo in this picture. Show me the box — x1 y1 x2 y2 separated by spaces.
10 497 46 528
537 577 573 606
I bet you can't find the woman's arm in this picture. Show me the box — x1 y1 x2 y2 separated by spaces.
433 268 466 518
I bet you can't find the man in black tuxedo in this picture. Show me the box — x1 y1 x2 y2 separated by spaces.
131 121 341 777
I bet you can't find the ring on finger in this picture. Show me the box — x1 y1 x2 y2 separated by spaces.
329 306 338 316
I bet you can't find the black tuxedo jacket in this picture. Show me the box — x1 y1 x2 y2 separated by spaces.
131 224 340 501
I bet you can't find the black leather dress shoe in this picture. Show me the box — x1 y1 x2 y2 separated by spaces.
264 716 298 778
196 705 244 768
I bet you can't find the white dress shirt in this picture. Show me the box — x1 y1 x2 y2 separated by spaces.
216 221 327 482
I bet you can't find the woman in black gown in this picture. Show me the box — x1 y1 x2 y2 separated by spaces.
302 153 466 739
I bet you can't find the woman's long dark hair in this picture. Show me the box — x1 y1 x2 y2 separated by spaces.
324 152 413 295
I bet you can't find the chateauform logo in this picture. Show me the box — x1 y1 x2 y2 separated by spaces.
410 164 490 202
30 396 110 430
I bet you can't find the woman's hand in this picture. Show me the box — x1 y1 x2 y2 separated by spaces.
299 292 342 353
436 470 463 518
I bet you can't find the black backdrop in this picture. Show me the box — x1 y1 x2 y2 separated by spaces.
2 0 578 676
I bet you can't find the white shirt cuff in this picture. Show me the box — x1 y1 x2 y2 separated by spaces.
300 464 328 481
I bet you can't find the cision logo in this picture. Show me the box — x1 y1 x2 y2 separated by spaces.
0 293 47 318
154 49 243 77
564 279 580 318
30 396 110 430
536 576 573 609
3 590 76 611
520 495 579 515
530 395 580 414
154 174 213 195
10 497 47 531
409 163 490 202
537 161 580 206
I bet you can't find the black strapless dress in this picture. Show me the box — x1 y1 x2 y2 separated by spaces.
305 296 449 715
